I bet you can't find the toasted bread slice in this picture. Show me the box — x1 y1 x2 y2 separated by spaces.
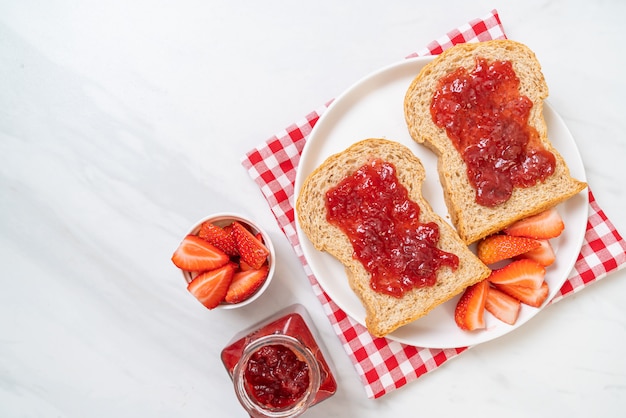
296 138 490 337
404 40 587 244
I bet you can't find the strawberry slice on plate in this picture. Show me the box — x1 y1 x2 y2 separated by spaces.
187 263 236 309
488 259 546 288
493 280 550 308
504 208 565 239
454 280 489 331
172 235 230 272
516 239 556 266
477 234 540 265
198 221 238 256
232 221 270 270
485 286 521 325
225 264 269 304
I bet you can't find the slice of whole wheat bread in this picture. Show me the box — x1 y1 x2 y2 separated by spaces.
296 138 490 337
404 40 587 244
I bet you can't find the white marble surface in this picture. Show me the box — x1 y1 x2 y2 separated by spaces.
1 1 625 417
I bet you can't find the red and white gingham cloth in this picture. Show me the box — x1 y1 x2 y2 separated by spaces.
241 9 626 399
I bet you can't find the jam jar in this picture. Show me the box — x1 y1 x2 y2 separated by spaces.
221 304 337 417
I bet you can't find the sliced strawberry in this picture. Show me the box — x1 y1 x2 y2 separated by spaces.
488 259 545 289
493 280 550 308
225 264 269 304
516 239 556 266
238 259 255 271
187 263 236 309
485 286 521 325
454 280 489 331
172 235 230 272
477 234 540 265
198 221 238 256
504 208 564 239
232 221 270 270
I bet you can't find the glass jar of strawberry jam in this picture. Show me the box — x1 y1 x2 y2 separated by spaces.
221 305 337 417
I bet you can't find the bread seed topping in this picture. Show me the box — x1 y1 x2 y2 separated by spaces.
325 158 459 298
430 57 556 207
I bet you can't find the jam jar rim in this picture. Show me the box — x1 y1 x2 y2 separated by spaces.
232 333 322 418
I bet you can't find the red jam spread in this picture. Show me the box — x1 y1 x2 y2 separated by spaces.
430 57 556 207
244 344 309 409
221 306 336 410
325 158 459 298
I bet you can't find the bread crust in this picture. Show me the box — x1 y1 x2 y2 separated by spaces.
404 40 587 244
296 138 490 337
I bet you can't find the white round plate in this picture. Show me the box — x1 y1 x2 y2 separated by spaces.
294 56 588 348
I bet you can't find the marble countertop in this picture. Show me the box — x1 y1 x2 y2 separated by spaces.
2 1 625 417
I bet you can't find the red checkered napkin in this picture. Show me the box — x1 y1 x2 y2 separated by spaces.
241 9 626 398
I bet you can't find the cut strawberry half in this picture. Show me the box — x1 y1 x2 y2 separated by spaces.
232 221 270 270
187 263 236 309
225 264 269 304
172 235 230 272
504 208 565 239
238 259 254 271
485 286 521 325
493 280 550 308
488 259 545 289
454 280 489 331
516 239 556 266
198 221 239 256
477 234 540 265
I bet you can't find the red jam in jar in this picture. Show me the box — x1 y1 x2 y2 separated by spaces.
430 57 556 207
221 305 337 417
325 158 459 298
244 341 310 409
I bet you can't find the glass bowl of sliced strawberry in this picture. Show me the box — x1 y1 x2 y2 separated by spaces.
171 213 276 310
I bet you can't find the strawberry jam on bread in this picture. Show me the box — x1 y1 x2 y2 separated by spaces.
296 139 490 337
325 157 459 298
404 40 586 244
